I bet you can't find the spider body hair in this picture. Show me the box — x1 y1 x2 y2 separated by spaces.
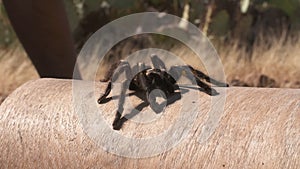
98 56 228 130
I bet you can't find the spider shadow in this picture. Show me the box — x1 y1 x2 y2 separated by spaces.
113 90 183 128
99 85 218 129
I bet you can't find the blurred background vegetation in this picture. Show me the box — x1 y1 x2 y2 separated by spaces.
1 0 300 48
0 0 300 103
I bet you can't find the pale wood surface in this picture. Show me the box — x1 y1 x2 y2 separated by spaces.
0 78 299 168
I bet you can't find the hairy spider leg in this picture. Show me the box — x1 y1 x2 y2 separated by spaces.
112 60 134 130
136 63 149 91
169 65 218 95
150 54 167 71
168 65 193 82
188 65 229 87
114 61 158 129
97 82 112 104
150 54 172 83
97 61 131 104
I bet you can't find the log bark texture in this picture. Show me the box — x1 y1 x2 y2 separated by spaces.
0 78 299 168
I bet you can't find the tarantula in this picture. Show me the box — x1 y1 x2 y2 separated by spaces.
98 54 228 130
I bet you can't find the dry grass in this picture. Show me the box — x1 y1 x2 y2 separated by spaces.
154 32 300 88
0 33 299 105
0 43 39 104
220 33 300 88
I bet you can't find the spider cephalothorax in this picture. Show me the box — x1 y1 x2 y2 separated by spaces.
129 68 178 97
98 55 228 130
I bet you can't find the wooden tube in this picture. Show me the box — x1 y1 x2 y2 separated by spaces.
0 78 299 168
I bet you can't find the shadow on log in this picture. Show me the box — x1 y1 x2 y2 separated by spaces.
0 78 299 168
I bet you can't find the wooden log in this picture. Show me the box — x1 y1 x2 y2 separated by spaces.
0 78 299 168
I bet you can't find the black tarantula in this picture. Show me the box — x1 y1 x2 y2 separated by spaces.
98 54 229 130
